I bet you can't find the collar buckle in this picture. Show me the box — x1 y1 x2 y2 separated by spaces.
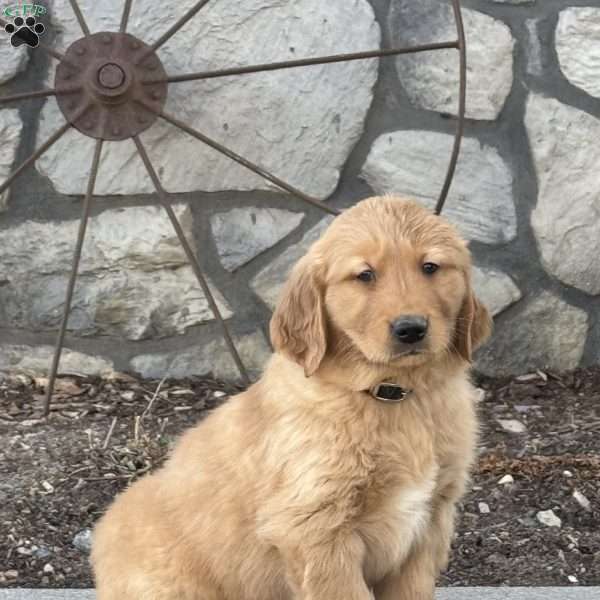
370 382 411 403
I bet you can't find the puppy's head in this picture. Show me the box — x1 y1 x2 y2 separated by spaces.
270 196 492 376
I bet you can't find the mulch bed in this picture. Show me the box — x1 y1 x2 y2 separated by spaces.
0 367 598 588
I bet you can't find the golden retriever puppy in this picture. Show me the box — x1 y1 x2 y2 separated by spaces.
92 195 492 600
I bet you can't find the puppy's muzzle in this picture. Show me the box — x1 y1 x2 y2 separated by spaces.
390 315 428 345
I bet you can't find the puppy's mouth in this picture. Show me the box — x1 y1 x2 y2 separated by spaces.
362 347 428 367
388 348 429 366
391 348 426 359
389 336 430 360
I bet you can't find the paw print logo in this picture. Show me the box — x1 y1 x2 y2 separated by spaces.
4 16 46 48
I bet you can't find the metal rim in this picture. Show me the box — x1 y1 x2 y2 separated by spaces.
0 0 467 415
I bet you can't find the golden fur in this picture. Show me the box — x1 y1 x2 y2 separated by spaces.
92 196 492 600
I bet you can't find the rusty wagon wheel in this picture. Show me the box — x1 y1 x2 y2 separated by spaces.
0 0 466 415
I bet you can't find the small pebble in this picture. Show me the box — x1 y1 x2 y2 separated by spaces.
573 490 591 512
498 475 514 485
558 549 567 564
568 575 579 584
563 470 574 478
478 502 490 514
34 546 51 559
515 373 538 383
43 563 54 574
5 570 18 579
72 528 93 553
537 509 562 528
213 391 226 398
497 419 527 434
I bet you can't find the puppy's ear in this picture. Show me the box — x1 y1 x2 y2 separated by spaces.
270 256 327 377
454 278 493 363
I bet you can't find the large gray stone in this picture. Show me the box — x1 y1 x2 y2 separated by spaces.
472 267 521 317
211 208 304 272
0 344 113 376
526 94 600 295
389 2 514 120
0 109 23 211
361 131 516 245
251 216 334 310
36 0 380 197
131 330 271 381
0 35 28 85
476 291 588 376
0 205 232 339
556 8 600 99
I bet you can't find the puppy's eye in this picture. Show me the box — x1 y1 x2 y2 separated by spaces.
422 262 439 275
357 269 376 283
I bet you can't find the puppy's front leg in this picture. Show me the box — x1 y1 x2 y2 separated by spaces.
283 536 372 600
373 540 435 600
374 491 460 600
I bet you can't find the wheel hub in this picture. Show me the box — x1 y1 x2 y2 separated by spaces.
55 32 168 141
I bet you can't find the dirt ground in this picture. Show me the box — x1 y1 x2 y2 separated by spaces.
0 367 598 588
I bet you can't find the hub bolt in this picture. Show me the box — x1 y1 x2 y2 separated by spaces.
98 63 126 90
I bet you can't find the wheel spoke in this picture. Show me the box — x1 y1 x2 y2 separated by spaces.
435 0 466 216
148 0 212 54
132 135 251 385
144 41 459 85
120 0 134 33
38 42 68 63
0 101 91 196
0 121 71 196
38 40 70 64
0 88 58 105
67 0 91 36
44 139 103 416
152 108 339 216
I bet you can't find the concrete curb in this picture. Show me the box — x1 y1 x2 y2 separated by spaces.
1 589 599 599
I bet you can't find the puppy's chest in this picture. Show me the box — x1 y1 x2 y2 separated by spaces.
357 396 475 581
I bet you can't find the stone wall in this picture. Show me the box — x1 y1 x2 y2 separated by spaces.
0 0 599 379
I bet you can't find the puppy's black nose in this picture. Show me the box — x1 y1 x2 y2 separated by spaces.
390 316 428 344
